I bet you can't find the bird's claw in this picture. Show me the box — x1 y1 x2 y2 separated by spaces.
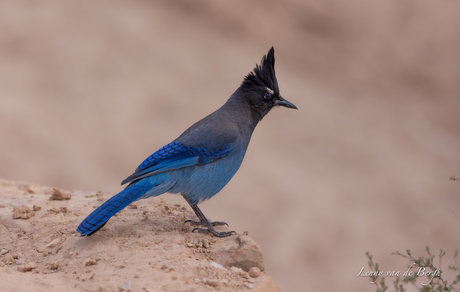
191 227 236 238
184 220 229 227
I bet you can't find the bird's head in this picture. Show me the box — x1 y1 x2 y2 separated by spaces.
242 47 297 121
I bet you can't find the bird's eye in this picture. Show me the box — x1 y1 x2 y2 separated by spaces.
264 92 272 100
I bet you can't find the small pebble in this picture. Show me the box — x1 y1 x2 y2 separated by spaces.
128 203 137 209
85 258 97 266
46 238 60 248
244 283 254 289
160 264 167 270
194 278 201 284
248 267 261 278
206 279 221 287
33 205 41 211
23 262 37 272
118 282 131 291
202 239 209 249
4 254 14 263
211 262 223 269
164 205 170 211
0 248 8 255
15 259 24 265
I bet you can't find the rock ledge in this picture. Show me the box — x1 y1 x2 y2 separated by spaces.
0 179 282 292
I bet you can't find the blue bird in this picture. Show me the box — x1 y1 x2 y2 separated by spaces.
77 47 297 237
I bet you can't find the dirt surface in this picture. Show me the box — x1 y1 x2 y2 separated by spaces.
0 180 282 292
1 1 460 291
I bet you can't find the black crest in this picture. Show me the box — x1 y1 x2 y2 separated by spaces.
243 47 279 96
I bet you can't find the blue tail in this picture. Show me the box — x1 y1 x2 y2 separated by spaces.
77 180 154 236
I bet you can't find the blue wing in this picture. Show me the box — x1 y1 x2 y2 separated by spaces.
121 141 233 185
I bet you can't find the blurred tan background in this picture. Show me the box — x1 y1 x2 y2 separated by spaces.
1 1 460 291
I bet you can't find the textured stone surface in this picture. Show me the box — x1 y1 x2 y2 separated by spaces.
49 188 72 201
211 234 265 272
12 206 35 220
0 180 282 292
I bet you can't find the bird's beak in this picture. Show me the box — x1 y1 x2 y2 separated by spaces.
275 96 298 109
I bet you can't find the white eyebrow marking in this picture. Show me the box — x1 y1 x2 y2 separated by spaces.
266 87 274 95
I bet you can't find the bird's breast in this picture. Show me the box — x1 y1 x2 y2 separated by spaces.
170 146 247 205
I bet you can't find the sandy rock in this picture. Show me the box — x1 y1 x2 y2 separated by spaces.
4 254 14 264
249 267 261 278
251 275 284 292
15 259 24 265
46 238 60 248
21 262 37 272
230 266 250 278
12 206 35 219
206 279 221 287
0 180 282 291
85 258 97 266
33 205 41 211
202 238 210 248
0 248 8 255
118 282 131 291
210 235 265 272
50 188 71 200
211 262 224 269
47 206 68 214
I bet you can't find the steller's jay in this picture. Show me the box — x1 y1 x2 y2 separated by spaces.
77 47 297 237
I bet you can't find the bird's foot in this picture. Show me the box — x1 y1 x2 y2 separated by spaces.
185 203 235 237
191 227 236 238
184 219 229 227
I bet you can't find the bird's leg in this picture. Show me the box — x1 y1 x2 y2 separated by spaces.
185 202 235 237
